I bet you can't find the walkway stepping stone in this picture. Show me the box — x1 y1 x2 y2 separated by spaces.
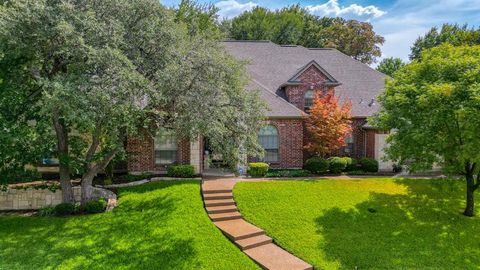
244 243 313 270
202 179 313 270
206 205 237 214
209 211 242 222
204 198 235 207
235 234 272 251
214 219 265 240
203 192 233 200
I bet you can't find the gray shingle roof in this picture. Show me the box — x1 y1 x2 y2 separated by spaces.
223 40 387 118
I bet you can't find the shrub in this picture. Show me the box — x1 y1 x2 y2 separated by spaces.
304 157 329 174
54 203 76 216
266 169 310 178
37 206 55 217
328 157 347 173
167 165 195 178
343 157 358 171
359 158 379 172
247 163 269 177
85 199 107 214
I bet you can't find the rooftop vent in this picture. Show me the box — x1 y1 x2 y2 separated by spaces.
368 98 376 107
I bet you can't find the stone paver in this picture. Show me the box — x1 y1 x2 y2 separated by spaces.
202 179 313 270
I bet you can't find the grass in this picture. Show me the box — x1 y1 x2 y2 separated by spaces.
0 181 258 270
234 178 480 270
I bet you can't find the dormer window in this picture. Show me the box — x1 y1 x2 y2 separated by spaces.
304 90 314 111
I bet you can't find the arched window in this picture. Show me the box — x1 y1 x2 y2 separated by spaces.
258 125 279 162
155 129 177 164
304 90 314 111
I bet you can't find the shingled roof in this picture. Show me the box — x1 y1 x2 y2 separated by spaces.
223 40 388 118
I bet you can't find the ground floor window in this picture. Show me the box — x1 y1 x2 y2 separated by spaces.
155 129 177 164
258 125 279 163
344 134 354 154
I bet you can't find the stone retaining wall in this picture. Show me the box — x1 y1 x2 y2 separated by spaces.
0 186 116 211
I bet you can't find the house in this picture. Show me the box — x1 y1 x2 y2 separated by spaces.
126 40 391 174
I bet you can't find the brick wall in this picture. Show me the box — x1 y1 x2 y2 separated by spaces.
251 118 304 168
127 130 190 173
285 66 335 111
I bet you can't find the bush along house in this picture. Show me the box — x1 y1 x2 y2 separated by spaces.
126 40 392 175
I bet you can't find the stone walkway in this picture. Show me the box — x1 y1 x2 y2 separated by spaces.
202 179 313 270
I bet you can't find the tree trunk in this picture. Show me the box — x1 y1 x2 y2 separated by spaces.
52 111 74 203
81 149 119 206
463 164 476 217
81 169 97 206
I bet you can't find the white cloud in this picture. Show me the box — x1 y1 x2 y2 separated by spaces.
307 0 386 19
215 0 257 19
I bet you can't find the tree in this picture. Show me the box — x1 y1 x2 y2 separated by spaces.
410 23 480 60
372 44 480 216
376 57 406 77
174 0 224 39
226 6 385 64
305 91 352 156
0 0 265 204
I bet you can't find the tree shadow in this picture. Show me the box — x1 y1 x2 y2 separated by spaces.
315 179 480 269
0 181 201 269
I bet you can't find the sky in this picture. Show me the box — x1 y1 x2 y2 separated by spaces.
161 0 480 64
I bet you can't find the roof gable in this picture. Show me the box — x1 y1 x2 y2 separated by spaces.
288 60 339 85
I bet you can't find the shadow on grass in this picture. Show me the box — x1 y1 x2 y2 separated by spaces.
0 181 199 269
315 179 480 269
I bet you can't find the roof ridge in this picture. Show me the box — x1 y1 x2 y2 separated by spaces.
251 79 305 116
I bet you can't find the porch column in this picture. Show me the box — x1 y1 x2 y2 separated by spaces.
190 136 201 174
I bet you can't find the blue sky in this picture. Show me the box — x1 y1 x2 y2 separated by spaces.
161 0 480 64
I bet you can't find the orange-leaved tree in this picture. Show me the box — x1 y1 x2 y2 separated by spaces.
305 91 352 157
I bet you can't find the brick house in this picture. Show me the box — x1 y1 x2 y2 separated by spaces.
126 41 391 174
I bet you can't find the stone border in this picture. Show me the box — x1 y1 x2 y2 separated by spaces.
100 177 201 189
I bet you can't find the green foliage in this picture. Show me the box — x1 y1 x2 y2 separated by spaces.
0 181 259 269
0 0 266 197
359 158 379 173
247 162 269 177
174 0 223 39
54 203 76 216
85 199 107 214
226 6 384 64
343 157 358 171
36 206 55 217
304 157 329 174
410 24 480 60
376 57 406 77
265 169 310 178
167 165 195 178
328 157 347 173
235 178 480 269
0 168 41 185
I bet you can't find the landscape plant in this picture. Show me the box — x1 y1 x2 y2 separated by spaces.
0 0 265 204
304 157 329 174
373 44 480 216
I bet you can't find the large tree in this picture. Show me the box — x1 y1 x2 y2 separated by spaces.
226 6 385 64
0 0 265 204
305 91 352 156
376 57 406 77
373 44 480 216
410 23 480 60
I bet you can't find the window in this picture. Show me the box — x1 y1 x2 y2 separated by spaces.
258 125 279 163
344 134 354 154
304 90 314 111
155 129 177 164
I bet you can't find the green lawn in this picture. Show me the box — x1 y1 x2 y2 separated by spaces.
234 178 480 270
0 181 258 270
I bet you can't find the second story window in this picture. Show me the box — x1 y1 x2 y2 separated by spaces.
304 90 314 111
155 129 177 165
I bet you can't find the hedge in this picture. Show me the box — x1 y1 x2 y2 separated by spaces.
359 158 379 172
247 163 269 177
304 157 329 174
328 157 347 173
167 165 195 178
